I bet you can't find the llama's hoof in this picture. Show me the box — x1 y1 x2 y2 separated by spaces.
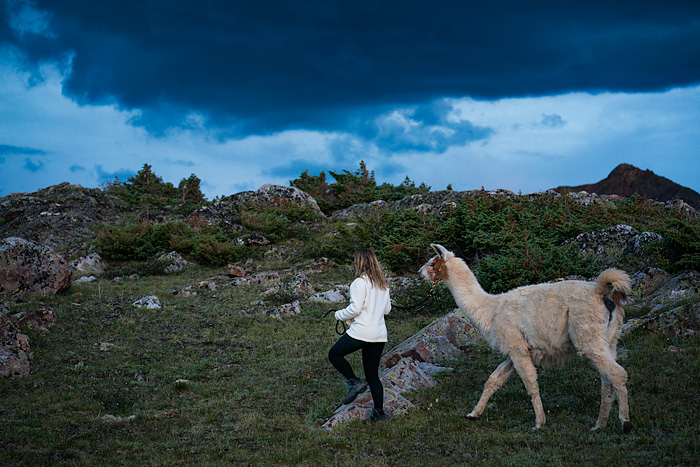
465 413 479 420
622 420 633 434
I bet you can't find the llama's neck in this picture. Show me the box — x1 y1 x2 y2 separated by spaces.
443 259 494 335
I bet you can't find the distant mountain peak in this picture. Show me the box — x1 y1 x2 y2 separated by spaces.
553 163 700 208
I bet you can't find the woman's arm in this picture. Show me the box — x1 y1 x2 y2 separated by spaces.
334 278 367 321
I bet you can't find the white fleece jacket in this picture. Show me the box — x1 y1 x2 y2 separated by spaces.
335 275 391 343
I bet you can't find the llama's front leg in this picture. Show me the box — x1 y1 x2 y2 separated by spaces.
592 377 615 431
467 359 515 420
510 355 546 430
587 353 632 433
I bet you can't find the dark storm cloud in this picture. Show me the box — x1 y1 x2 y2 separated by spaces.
4 0 700 136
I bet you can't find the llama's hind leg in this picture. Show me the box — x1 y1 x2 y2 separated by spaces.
587 352 632 433
592 377 615 431
510 355 546 430
467 359 515 420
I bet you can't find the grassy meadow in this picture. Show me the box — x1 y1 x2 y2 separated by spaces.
1 257 699 466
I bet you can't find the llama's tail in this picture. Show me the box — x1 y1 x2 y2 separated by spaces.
596 268 632 306
596 268 632 347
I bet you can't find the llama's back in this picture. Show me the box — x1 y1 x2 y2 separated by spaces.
490 280 597 367
491 274 632 367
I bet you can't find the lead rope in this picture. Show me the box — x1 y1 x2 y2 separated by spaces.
323 309 347 335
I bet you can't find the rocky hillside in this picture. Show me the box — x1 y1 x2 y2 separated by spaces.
0 182 132 257
553 163 700 208
1 175 699 432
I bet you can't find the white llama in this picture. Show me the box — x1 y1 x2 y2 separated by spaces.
420 244 632 432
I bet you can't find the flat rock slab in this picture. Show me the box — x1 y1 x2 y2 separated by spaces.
322 311 482 429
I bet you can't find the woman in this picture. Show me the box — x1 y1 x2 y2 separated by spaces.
328 248 391 423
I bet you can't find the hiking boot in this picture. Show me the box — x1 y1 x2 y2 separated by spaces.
343 378 367 405
365 408 388 423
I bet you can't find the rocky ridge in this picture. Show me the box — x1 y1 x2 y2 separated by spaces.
190 184 325 232
0 182 128 255
331 188 698 220
554 163 700 209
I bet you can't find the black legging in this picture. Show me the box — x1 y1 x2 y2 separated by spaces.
328 333 385 411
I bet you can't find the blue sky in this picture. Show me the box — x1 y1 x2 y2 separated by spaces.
1 0 699 199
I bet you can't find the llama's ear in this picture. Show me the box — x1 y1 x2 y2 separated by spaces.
430 243 449 258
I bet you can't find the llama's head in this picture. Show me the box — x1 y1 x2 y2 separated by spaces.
419 243 456 282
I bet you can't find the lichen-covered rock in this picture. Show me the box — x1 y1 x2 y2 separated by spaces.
159 251 188 273
0 183 126 253
189 184 325 230
75 275 98 283
309 287 349 303
70 252 104 277
17 306 57 333
555 191 625 207
322 311 481 429
234 232 270 246
266 300 301 318
623 271 700 337
228 264 245 277
0 237 73 299
231 271 281 287
623 301 700 338
381 311 483 368
632 267 670 295
257 184 324 213
331 190 472 218
290 273 313 296
0 314 32 377
321 357 438 429
564 224 662 270
133 295 162 309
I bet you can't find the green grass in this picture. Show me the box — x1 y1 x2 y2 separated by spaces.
2 262 699 466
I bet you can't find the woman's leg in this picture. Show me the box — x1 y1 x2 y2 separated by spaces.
362 342 386 412
328 334 365 380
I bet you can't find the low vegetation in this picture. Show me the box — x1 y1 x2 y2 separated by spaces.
2 263 698 465
2 163 699 464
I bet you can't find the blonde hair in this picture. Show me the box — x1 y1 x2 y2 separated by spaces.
354 248 388 290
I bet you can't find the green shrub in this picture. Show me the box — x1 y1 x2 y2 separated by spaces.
95 221 152 261
475 236 595 293
290 161 430 215
96 220 244 265
240 209 289 243
238 198 319 243
653 218 700 273
190 235 244 265
103 163 206 209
